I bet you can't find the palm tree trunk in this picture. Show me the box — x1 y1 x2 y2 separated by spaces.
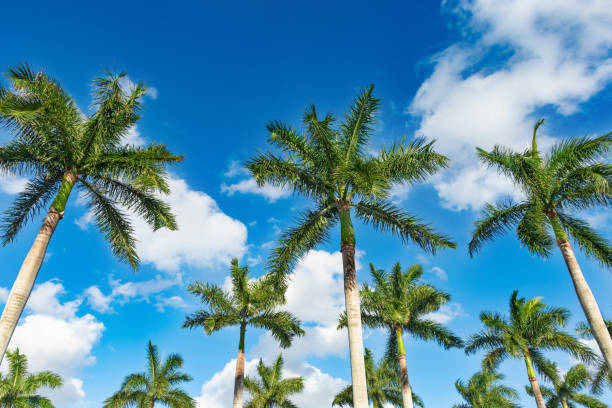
233 323 247 408
0 171 75 365
561 400 569 408
524 352 546 408
551 217 612 371
396 328 414 408
339 203 368 408
149 401 155 408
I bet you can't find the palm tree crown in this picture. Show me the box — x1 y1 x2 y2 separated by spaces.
182 258 304 347
468 120 611 262
332 348 424 408
247 84 455 277
452 369 520 408
0 64 182 267
465 291 595 373
525 363 608 408
0 348 62 408
243 354 304 408
103 341 195 408
356 262 463 357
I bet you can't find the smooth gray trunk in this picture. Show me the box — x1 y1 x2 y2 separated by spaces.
233 339 245 407
398 353 414 408
341 242 369 408
0 210 61 365
558 240 612 371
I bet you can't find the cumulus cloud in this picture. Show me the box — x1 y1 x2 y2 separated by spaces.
1 281 105 407
196 249 355 407
84 273 184 314
75 175 248 272
0 175 28 195
410 0 612 211
425 303 466 324
221 178 291 202
431 266 448 282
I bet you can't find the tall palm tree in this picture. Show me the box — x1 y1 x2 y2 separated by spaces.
525 363 607 408
103 341 194 408
332 348 424 408
0 64 182 363
0 348 62 408
182 258 304 408
465 290 596 408
468 119 612 371
577 320 612 394
243 354 303 408
340 262 462 408
452 369 520 408
247 85 455 408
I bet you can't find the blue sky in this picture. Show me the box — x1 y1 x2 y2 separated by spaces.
1 0 612 406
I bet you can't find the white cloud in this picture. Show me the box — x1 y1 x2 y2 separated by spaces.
431 266 448 282
123 125 145 146
410 0 612 211
425 303 466 324
84 273 184 313
1 281 105 408
195 358 259 408
221 177 291 202
77 175 249 272
195 356 347 408
223 160 249 178
0 175 28 195
135 176 248 271
119 76 158 100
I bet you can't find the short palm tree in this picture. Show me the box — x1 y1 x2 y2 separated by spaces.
332 348 424 408
465 290 596 408
103 341 194 408
243 354 303 408
525 363 607 408
340 262 462 408
0 64 182 363
0 348 62 408
452 369 520 408
182 258 304 408
577 320 612 394
468 119 612 371
247 85 455 408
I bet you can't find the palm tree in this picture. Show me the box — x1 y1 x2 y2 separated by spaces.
332 348 424 408
247 85 455 408
525 363 607 408
465 290 596 408
182 258 304 408
0 64 182 363
103 341 194 408
243 354 303 408
0 348 62 408
340 262 462 408
577 320 612 394
468 119 612 371
453 368 519 408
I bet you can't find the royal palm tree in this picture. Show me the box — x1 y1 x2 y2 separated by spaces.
332 348 424 408
465 291 596 408
340 262 462 408
247 85 455 408
577 320 612 394
182 258 304 408
0 64 182 363
452 369 520 408
468 120 612 371
243 354 303 408
0 348 62 408
103 341 194 408
525 363 607 408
